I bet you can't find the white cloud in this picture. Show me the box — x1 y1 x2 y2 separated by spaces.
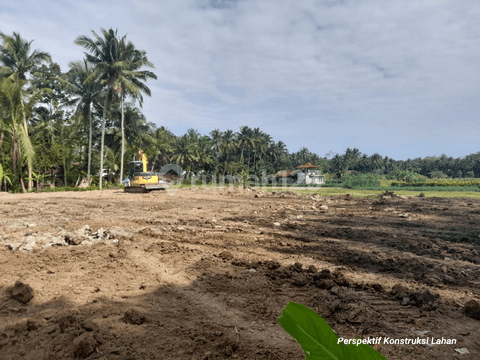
2 0 479 159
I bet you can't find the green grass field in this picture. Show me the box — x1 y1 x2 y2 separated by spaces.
172 183 480 199
263 187 480 198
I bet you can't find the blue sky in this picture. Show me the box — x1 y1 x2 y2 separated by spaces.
2 0 480 160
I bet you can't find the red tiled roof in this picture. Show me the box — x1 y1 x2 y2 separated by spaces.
296 162 317 169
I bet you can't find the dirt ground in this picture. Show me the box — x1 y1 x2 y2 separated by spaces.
0 187 479 360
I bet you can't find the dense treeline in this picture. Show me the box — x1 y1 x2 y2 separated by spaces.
328 148 480 180
0 29 478 192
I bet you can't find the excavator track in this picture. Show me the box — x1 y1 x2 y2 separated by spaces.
124 186 149 193
124 184 170 193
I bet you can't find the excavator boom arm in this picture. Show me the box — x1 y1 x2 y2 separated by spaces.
137 150 148 173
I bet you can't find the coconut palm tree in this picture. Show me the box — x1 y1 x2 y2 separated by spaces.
0 32 51 80
172 135 198 170
196 138 214 171
115 46 156 183
254 131 272 167
0 31 51 190
209 129 223 156
369 153 384 172
296 147 311 166
108 103 155 169
267 141 287 169
236 126 254 166
0 78 40 192
74 28 157 188
330 154 345 177
63 59 102 178
222 129 236 175
148 126 174 169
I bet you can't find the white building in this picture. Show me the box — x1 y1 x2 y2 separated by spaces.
295 163 325 185
274 163 325 185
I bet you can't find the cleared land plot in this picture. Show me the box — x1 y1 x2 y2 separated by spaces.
0 188 479 359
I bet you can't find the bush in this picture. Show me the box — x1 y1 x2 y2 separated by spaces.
343 175 381 189
383 186 480 192
391 178 480 187
323 179 344 187
387 168 427 183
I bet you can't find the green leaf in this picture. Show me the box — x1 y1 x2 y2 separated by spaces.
277 302 387 360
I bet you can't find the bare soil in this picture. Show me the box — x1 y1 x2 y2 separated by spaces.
0 187 479 360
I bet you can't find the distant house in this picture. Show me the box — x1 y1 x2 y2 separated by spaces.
274 162 325 185
296 162 325 185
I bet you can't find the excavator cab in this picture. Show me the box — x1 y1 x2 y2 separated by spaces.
128 161 144 180
128 161 143 179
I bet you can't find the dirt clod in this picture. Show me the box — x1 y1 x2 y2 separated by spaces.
219 251 234 260
391 284 408 297
464 300 480 320
9 281 34 304
122 309 146 325
73 332 97 358
83 319 100 332
27 318 47 331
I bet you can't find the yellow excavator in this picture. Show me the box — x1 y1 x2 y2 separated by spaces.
124 149 170 193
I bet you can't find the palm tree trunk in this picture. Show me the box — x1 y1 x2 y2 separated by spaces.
87 104 92 178
20 175 26 193
12 130 26 194
63 157 67 187
83 110 88 172
223 153 229 177
20 98 33 191
12 130 18 175
99 94 109 190
0 132 3 151
120 94 125 184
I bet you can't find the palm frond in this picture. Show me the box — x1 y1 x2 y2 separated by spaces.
18 125 35 169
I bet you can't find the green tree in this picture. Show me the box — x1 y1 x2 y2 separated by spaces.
74 28 156 188
108 103 154 174
236 126 253 166
63 59 102 178
172 134 198 171
0 163 12 191
148 126 174 169
0 78 39 192
222 130 236 175
209 129 223 156
369 153 384 173
0 31 51 190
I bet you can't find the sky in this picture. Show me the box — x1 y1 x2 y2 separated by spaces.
2 0 480 160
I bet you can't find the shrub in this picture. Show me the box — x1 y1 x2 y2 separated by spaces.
391 178 480 187
323 179 344 187
343 175 381 189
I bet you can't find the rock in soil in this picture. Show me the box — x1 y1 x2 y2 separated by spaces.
9 281 34 304
83 319 100 332
123 309 146 325
73 332 97 358
27 317 47 331
464 300 480 320
391 284 409 297
219 251 234 260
